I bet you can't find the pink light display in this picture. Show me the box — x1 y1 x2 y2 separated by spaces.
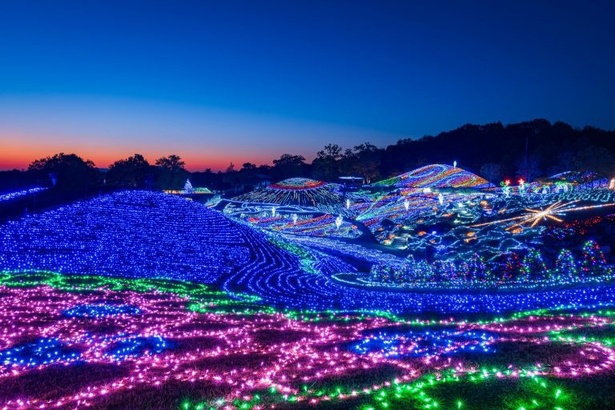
1 273 615 409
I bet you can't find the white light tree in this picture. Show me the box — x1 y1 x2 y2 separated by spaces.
183 179 194 193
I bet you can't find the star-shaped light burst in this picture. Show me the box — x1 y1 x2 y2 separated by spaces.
473 200 615 230
522 200 569 227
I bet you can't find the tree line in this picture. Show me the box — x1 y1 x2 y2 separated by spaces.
2 118 615 194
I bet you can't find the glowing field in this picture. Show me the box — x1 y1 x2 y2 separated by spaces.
1 190 615 409
2 191 615 314
0 271 614 409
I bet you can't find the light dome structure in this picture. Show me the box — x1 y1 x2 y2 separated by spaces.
232 178 344 207
373 164 493 189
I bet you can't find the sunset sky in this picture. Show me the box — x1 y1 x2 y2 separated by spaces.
1 0 614 171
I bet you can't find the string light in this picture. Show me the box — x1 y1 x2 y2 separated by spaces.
372 164 492 189
1 190 615 314
0 271 614 409
232 178 344 208
1 185 615 408
0 187 47 203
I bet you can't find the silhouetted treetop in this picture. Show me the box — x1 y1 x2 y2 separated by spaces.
272 154 307 180
155 154 189 190
380 119 615 182
28 153 98 191
106 153 153 188
7 119 615 192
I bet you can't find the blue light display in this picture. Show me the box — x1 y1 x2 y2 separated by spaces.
351 329 497 358
104 335 170 359
0 190 614 315
63 303 142 318
0 338 80 367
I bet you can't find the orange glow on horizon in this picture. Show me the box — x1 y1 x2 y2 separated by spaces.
0 136 277 172
0 152 276 172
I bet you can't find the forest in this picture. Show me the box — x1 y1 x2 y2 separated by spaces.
2 119 615 196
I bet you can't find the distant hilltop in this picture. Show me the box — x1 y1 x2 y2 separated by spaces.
2 119 615 196
382 119 615 182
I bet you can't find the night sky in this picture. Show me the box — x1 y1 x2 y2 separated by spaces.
1 0 614 171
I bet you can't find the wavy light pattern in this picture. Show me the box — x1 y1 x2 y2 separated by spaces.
0 272 614 409
231 178 344 207
372 164 492 189
1 191 615 314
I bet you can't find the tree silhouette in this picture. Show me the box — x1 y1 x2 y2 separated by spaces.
9 119 615 195
28 153 98 192
155 154 189 190
574 146 615 177
312 144 342 181
272 154 306 180
479 163 501 183
340 143 383 183
106 154 153 188
515 154 542 183
238 162 259 186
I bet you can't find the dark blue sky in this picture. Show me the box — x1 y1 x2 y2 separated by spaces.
1 0 614 170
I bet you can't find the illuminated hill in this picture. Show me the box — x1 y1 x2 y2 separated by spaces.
373 164 493 189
